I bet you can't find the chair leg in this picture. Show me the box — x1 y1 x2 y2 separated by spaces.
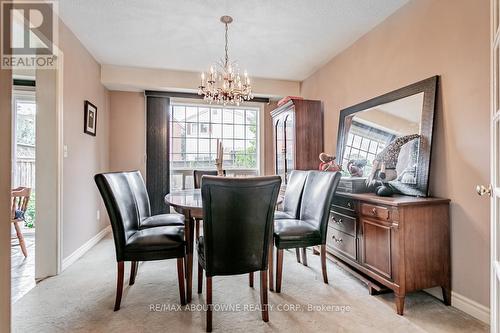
114 261 124 311
276 249 284 293
177 258 186 305
249 272 254 288
13 221 28 257
268 244 274 292
195 218 200 239
260 270 269 322
198 262 203 294
320 244 328 284
129 261 138 286
295 248 301 263
301 248 308 266
206 276 213 332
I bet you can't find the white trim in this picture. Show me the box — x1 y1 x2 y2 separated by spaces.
34 49 64 279
425 288 490 324
258 103 265 175
492 0 499 331
61 226 111 271
56 50 64 274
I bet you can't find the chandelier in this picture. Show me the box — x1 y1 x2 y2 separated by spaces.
198 15 253 105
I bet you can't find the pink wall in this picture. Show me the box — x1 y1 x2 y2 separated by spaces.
301 0 490 306
109 91 146 176
59 21 110 259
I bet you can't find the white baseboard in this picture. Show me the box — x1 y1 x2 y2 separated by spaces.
425 288 490 324
62 226 111 271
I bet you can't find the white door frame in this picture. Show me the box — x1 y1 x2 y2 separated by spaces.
34 48 64 279
491 0 500 331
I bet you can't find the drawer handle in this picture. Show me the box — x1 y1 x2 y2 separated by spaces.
332 235 343 243
371 208 377 215
332 217 343 225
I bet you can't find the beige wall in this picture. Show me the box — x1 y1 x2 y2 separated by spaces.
59 21 110 259
108 91 275 177
0 68 12 332
301 0 490 306
101 65 300 98
109 91 146 175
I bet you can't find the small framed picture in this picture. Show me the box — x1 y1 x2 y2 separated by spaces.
84 100 97 136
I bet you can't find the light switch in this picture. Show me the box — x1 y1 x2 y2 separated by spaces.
63 145 68 158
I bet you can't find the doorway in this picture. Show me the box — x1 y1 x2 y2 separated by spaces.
10 79 37 303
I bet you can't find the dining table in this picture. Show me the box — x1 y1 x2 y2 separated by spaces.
165 189 203 303
165 188 283 302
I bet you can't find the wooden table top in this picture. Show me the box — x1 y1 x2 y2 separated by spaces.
165 188 283 211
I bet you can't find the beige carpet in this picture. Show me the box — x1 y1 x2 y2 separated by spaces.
13 235 488 332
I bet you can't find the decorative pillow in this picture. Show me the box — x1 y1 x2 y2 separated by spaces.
14 209 25 220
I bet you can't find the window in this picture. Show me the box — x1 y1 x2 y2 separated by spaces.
343 133 386 166
12 92 36 190
170 103 259 189
342 121 395 176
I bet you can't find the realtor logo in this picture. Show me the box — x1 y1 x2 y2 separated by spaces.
1 0 58 69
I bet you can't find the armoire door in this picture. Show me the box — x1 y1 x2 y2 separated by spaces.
275 118 285 183
284 112 295 183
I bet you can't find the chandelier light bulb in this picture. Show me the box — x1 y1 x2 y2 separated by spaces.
197 16 253 105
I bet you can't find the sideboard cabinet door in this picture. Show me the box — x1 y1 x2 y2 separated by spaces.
361 218 392 279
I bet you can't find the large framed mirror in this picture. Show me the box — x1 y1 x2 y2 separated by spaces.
336 76 438 197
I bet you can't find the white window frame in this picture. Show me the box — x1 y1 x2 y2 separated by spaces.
169 101 262 190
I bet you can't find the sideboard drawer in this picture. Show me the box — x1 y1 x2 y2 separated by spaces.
329 210 356 236
332 195 356 212
326 226 356 261
361 203 390 220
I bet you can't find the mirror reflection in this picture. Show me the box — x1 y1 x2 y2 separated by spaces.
341 92 424 186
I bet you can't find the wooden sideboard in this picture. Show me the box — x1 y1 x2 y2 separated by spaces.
325 191 451 315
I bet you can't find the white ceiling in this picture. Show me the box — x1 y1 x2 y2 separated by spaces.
58 0 409 81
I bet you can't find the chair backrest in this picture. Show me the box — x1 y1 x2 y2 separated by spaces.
11 187 31 220
126 171 151 221
193 170 226 189
95 172 140 260
201 175 281 277
299 171 341 243
281 170 308 218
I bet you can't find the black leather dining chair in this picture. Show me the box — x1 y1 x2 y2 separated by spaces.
273 170 341 293
274 170 308 220
194 170 224 189
273 170 309 268
95 171 186 311
197 176 281 332
123 171 184 284
126 170 184 228
193 170 226 239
